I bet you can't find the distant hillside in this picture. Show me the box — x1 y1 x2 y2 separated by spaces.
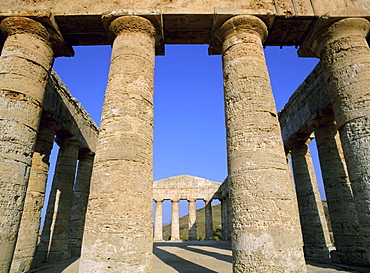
162 204 222 240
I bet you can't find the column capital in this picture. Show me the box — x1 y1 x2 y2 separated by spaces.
78 151 95 162
171 199 179 203
0 15 73 57
298 17 370 58
211 15 268 55
154 199 163 203
102 11 164 55
188 198 196 202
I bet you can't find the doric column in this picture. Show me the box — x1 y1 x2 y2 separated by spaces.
10 119 56 273
315 118 368 265
69 151 95 257
290 139 333 259
204 199 214 240
38 137 80 263
79 15 157 272
221 196 231 241
188 199 197 240
214 15 306 271
299 17 370 259
0 17 57 272
153 199 163 241
171 199 180 241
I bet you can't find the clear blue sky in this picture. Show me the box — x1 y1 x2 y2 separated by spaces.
47 44 321 226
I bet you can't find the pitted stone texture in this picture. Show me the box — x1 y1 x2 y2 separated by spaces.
306 18 370 260
79 16 156 273
38 137 80 264
291 141 333 259
315 119 369 265
0 16 55 273
69 152 94 257
10 120 56 273
217 15 306 272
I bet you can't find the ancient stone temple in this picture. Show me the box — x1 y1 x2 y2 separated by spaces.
0 0 369 272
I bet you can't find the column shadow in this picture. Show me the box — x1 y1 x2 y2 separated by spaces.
153 243 221 273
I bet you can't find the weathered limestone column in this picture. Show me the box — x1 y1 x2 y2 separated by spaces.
299 17 370 259
204 199 214 240
79 15 157 272
315 118 368 265
171 199 180 241
69 151 95 257
221 197 231 241
188 199 197 240
153 199 163 241
214 15 307 272
38 137 80 263
0 16 57 272
10 119 56 273
290 140 333 259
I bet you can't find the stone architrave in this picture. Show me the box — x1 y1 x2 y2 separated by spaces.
69 151 95 257
188 199 197 240
204 200 214 240
0 17 57 272
38 137 80 263
10 120 56 273
299 17 370 259
153 199 163 241
79 16 157 272
315 118 368 265
171 199 180 241
214 15 307 271
290 140 333 259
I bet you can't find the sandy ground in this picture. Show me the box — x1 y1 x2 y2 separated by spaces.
29 241 370 273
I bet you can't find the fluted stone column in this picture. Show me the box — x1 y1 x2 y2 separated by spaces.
221 197 231 241
69 151 95 257
214 15 306 272
204 200 214 240
10 119 56 273
79 16 157 272
171 199 180 241
0 16 58 272
299 17 370 259
153 199 163 241
291 140 333 259
315 118 368 265
38 137 79 263
188 199 197 240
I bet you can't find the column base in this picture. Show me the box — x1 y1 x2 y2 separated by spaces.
331 248 370 266
9 257 32 273
47 250 71 263
303 245 334 259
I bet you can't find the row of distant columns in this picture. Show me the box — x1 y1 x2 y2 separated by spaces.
153 198 230 241
1 12 370 273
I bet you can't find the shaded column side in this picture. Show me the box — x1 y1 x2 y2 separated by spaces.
215 15 307 272
204 199 214 240
290 139 333 259
69 151 95 257
315 117 368 265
